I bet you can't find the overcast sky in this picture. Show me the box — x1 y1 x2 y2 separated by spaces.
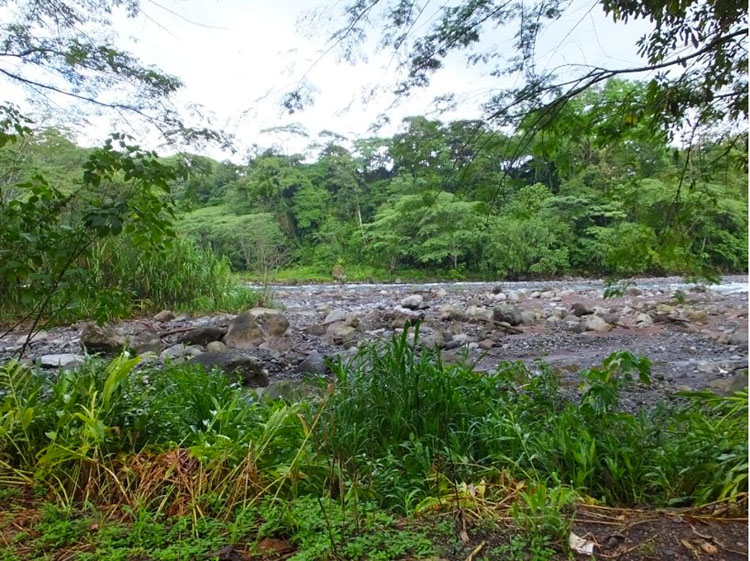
7 0 654 159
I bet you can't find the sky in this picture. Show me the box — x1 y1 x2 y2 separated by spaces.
5 0 654 160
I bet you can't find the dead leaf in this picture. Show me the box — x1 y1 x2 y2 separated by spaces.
258 538 293 554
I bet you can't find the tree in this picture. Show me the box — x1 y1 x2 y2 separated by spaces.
0 0 221 145
309 0 746 176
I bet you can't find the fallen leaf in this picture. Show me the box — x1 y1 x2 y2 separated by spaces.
258 538 293 554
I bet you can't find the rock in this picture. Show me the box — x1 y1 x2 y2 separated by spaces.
160 344 202 360
635 313 653 327
507 291 520 304
570 302 593 317
262 379 323 403
656 303 676 314
559 289 575 297
493 304 522 326
400 294 424 309
464 305 491 322
131 330 163 355
570 321 587 334
323 309 348 324
685 309 709 324
440 305 467 322
294 352 329 376
520 311 536 325
492 292 507 302
247 308 289 337
306 324 327 336
178 326 225 346
492 285 504 294
419 329 445 349
153 310 175 322
478 339 494 350
626 286 643 297
16 331 48 345
706 374 748 396
206 341 227 353
729 329 748 349
602 313 621 326
224 313 265 348
432 287 448 298
540 290 555 299
332 264 347 282
81 323 126 354
393 305 420 317
224 309 289 348
326 322 356 345
582 315 611 333
39 354 85 369
188 351 269 388
530 291 541 299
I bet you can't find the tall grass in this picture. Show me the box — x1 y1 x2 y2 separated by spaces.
1 235 261 325
0 329 746 519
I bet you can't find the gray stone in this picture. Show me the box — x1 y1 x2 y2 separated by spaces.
466 305 493 322
400 294 424 310
262 379 323 403
570 302 593 317
478 339 494 350
520 311 536 325
582 315 611 333
570 321 587 334
178 326 225 346
323 309 348 324
131 331 163 355
247 308 289 337
326 322 356 345
626 286 643 297
225 307 289 348
602 313 621 326
439 305 466 321
81 323 126 354
153 310 175 322
706 374 748 396
635 313 653 327
206 341 227 353
493 304 522 326
306 324 327 336
39 354 85 369
160 344 202 360
294 352 330 376
188 350 269 388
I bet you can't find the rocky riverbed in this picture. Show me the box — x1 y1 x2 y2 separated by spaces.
2 276 747 405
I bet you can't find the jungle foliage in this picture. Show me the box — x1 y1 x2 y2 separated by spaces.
173 80 747 280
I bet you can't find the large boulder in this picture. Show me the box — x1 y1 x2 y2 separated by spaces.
153 310 175 322
400 294 424 310
224 308 289 349
188 350 269 388
39 354 85 369
570 302 593 317
178 326 226 346
294 352 330 376
493 304 522 326
81 323 126 354
325 323 356 345
582 315 611 333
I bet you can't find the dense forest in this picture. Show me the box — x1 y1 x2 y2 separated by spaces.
6 81 747 284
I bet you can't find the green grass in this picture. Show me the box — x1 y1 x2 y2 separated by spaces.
0 327 746 558
238 264 475 284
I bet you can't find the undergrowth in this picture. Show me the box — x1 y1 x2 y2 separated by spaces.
0 327 747 559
